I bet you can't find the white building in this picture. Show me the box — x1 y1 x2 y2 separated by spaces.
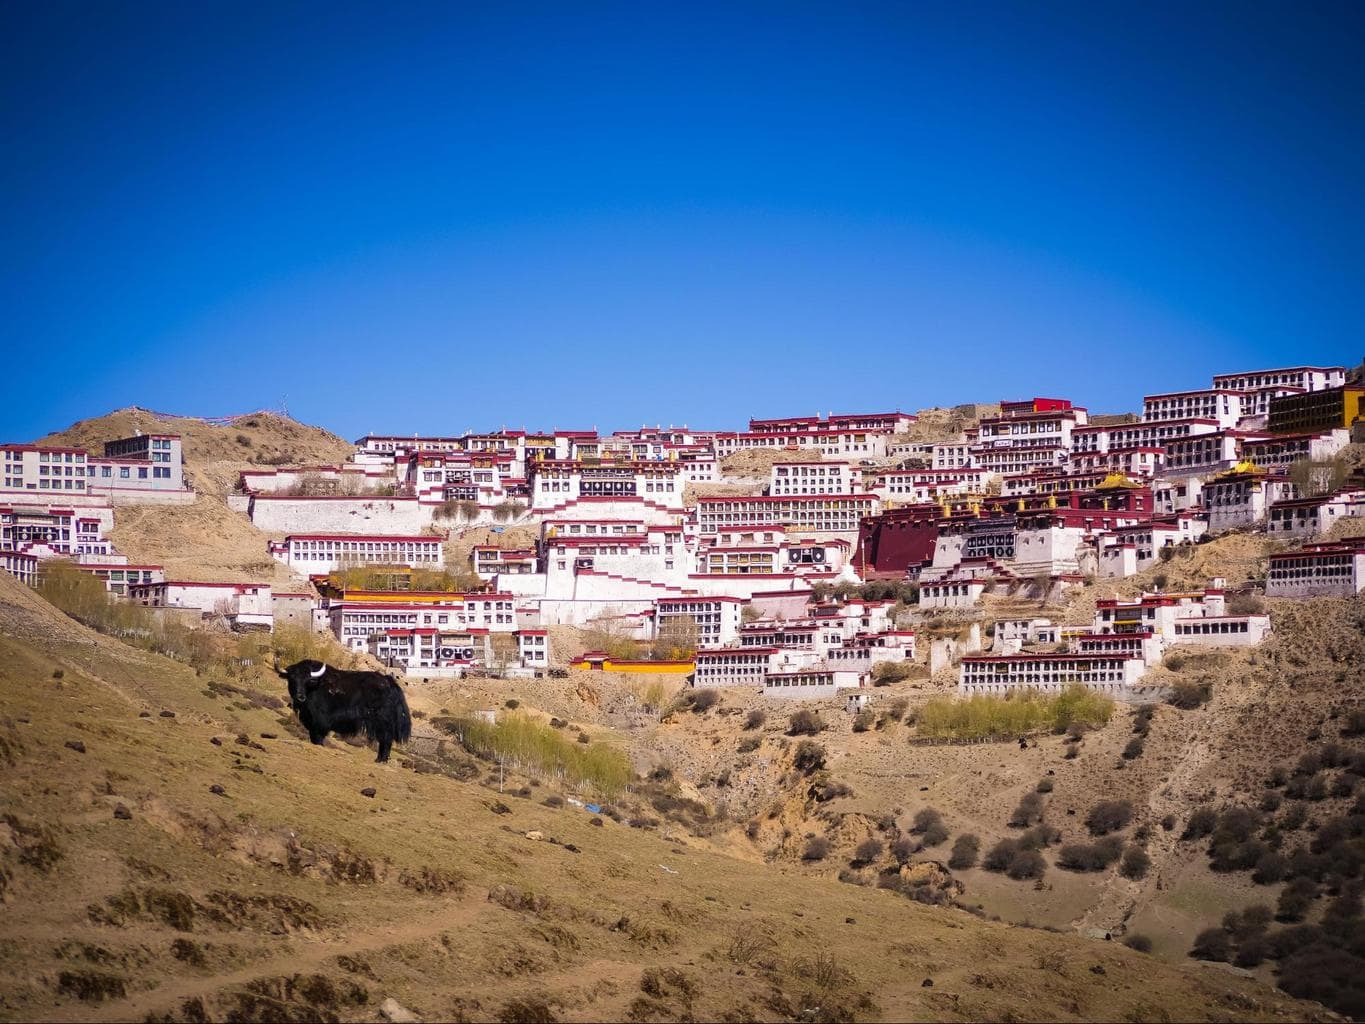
329 594 519 651
769 461 859 496
958 653 1146 695
268 533 445 574
128 581 274 630
1267 492 1365 539
762 668 863 699
1202 465 1297 533
1142 390 1246 429
1267 544 1365 598
653 596 743 648
530 459 686 513
1212 366 1346 394
696 494 878 535
1 551 38 587
1240 430 1349 472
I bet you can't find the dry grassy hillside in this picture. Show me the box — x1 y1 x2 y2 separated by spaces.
0 574 1324 1023
38 409 353 587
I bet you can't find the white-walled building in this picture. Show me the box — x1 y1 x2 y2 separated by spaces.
762 668 863 699
1212 366 1346 394
653 596 743 648
696 494 878 535
128 581 274 630
1267 492 1365 539
1142 390 1246 429
1267 544 1365 598
1203 465 1297 533
769 461 859 496
530 459 686 513
268 533 445 574
1240 430 1350 472
958 653 1146 695
1 551 38 587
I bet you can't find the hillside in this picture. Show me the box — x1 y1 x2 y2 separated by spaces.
37 408 353 587
0 573 1326 1023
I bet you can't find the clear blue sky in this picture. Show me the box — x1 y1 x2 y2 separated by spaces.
3 1 1362 441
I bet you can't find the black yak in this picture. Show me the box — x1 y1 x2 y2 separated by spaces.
276 659 412 763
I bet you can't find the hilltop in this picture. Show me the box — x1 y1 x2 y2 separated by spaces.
0 571 1328 1022
36 408 353 587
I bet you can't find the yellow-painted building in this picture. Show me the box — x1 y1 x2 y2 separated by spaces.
570 651 694 674
1268 387 1365 435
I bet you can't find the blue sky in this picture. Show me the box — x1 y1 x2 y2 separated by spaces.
2 1 1362 441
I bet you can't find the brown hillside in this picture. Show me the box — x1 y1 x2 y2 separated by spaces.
0 573 1326 1023
37 409 353 586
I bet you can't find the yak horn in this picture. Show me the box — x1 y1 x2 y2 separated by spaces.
309 664 327 678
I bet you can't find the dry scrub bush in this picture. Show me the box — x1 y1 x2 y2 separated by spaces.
948 834 979 869
787 710 824 736
803 836 831 861
1085 800 1134 836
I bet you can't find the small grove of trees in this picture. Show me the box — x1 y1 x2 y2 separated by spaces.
1288 454 1351 498
871 660 915 686
434 499 482 523
332 564 483 594
35 560 353 678
916 686 1113 741
911 808 949 847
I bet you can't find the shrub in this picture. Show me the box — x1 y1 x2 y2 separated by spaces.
1260 791 1283 813
891 835 917 865
787 710 824 736
1277 877 1319 922
852 838 884 866
1234 935 1268 968
983 838 1020 873
911 808 942 834
1133 704 1156 733
689 689 720 713
1009 792 1045 828
1189 927 1231 962
886 697 909 722
793 741 827 774
1121 737 1145 760
949 834 980 870
1018 824 1060 850
852 708 875 733
1005 848 1046 880
1058 838 1123 872
1085 800 1134 836
1036 778 1054 794
802 836 831 861
921 821 949 848
871 660 915 686
1120 846 1151 880
737 736 760 754
1161 814 1177 832
1281 801 1309 831
743 709 766 731
504 699 520 710
1341 709 1365 738
1123 933 1153 953
1253 850 1288 884
1182 807 1218 840
1167 681 1212 709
